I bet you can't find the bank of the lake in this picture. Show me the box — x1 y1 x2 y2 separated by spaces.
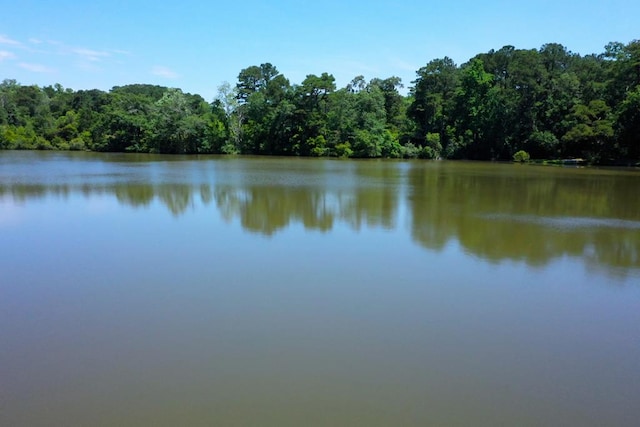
2 39 640 164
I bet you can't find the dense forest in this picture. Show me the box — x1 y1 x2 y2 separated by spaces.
1 40 639 163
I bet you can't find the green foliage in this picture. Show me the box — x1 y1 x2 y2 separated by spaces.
409 57 458 150
353 129 382 158
69 132 90 151
307 135 328 157
562 100 614 161
335 142 353 158
1 39 640 163
380 130 403 158
526 131 560 158
513 150 531 162
401 142 421 158
424 133 442 158
616 86 640 158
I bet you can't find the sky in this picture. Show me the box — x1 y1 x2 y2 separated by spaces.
1 0 638 100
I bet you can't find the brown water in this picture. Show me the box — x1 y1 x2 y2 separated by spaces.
1 151 639 426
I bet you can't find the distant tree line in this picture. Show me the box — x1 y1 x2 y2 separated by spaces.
1 40 638 163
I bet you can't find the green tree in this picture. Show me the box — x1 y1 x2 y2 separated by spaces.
368 76 405 130
453 58 494 158
562 100 614 161
98 91 152 152
614 86 640 159
292 73 335 155
235 64 293 154
150 88 207 154
408 57 459 150
216 82 242 153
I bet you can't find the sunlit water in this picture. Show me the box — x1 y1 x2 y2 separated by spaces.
1 151 639 426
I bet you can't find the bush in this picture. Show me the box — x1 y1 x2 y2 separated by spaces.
425 132 442 158
401 142 420 158
420 146 438 159
220 141 240 154
69 136 87 151
526 131 559 158
380 131 403 158
335 142 353 158
308 135 328 157
513 150 531 162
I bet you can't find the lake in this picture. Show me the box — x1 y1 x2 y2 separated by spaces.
1 151 639 426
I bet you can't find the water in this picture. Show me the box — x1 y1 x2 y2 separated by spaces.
1 151 639 426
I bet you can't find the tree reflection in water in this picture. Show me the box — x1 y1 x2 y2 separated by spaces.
1 157 639 277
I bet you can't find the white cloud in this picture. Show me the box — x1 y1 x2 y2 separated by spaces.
0 50 15 61
76 61 102 72
19 62 55 73
110 48 132 56
0 34 21 46
152 65 179 79
390 57 420 72
73 47 110 61
1 34 132 75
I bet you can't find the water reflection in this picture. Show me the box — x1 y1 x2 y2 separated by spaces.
1 154 639 276
214 186 336 234
407 163 640 275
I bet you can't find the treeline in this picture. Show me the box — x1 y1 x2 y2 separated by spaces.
1 40 639 163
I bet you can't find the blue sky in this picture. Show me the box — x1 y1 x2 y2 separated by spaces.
1 0 638 100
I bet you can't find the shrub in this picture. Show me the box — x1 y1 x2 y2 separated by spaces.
401 142 420 158
513 150 531 162
335 142 353 158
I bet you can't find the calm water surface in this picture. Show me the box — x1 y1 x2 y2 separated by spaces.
1 151 639 426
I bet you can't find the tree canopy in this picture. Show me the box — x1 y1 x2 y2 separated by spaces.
2 40 639 164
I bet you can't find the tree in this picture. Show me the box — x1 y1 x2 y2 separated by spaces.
2 40 640 163
408 57 459 150
100 91 152 152
351 85 388 158
236 63 284 103
0 79 20 125
604 40 640 105
615 86 640 159
234 64 295 154
453 58 494 158
369 76 405 130
562 100 614 161
149 88 206 154
215 82 241 153
292 73 336 155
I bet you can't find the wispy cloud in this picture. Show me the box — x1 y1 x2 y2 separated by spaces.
3 33 134 77
0 34 22 46
76 61 102 72
390 57 420 73
0 50 15 61
152 65 179 79
110 48 132 56
73 47 110 62
19 62 55 73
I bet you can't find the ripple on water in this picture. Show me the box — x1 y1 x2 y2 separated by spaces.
480 213 640 230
